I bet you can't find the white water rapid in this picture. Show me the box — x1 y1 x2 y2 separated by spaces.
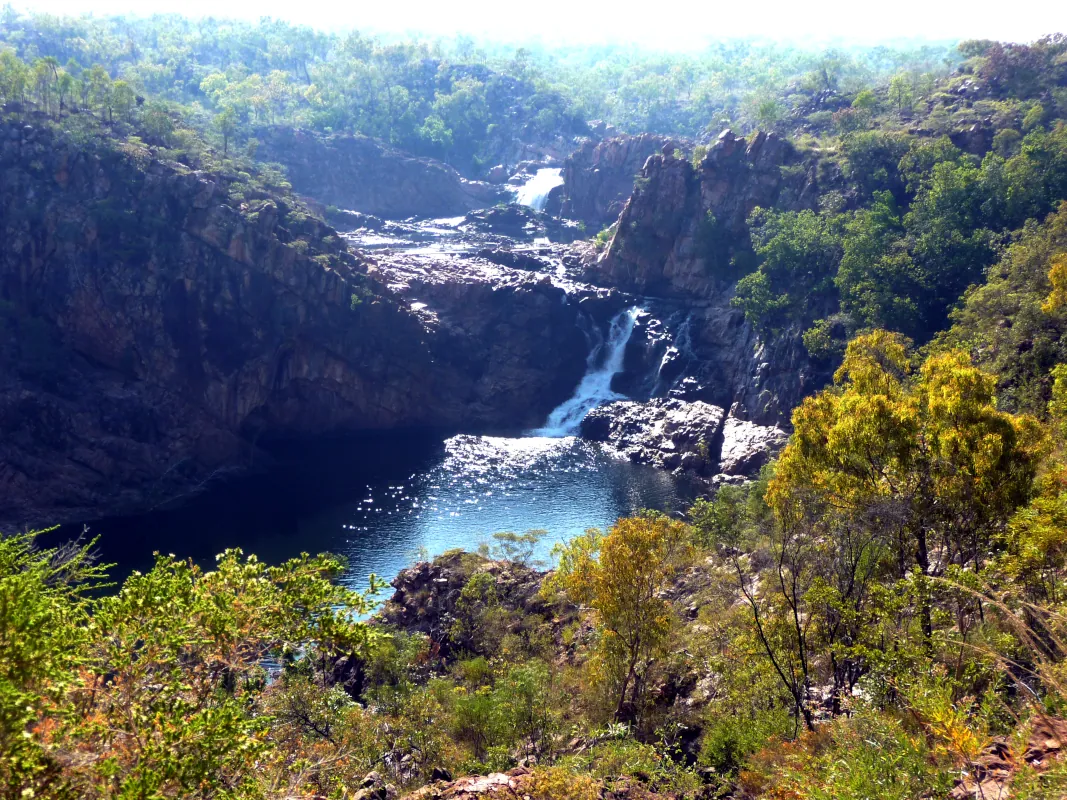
515 167 564 212
532 307 641 437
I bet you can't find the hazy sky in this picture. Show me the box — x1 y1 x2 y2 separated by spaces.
16 0 1067 49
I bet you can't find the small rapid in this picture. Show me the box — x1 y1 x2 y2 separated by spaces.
532 307 641 436
515 168 564 212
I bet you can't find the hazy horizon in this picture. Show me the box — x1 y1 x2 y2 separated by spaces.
12 0 1067 50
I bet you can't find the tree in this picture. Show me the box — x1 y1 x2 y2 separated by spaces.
546 515 691 721
733 208 845 333
769 332 1046 638
0 533 106 797
213 104 238 156
112 79 135 122
87 64 112 121
835 192 923 335
416 113 453 159
56 69 73 113
0 50 28 105
887 73 913 113
142 100 175 143
34 548 382 799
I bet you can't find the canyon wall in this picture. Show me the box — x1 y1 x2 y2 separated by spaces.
254 127 507 219
580 130 831 442
559 133 684 230
0 120 587 528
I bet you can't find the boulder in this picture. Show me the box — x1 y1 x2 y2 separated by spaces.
718 414 789 476
580 399 725 475
580 399 788 479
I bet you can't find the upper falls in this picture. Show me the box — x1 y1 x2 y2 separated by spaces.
515 168 564 212
533 307 641 437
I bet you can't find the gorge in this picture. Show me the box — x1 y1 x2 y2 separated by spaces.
63 145 796 588
5 16 1067 800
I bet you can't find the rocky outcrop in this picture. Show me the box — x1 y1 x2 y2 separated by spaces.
718 414 789 476
579 398 787 479
0 121 592 529
378 551 549 658
254 127 506 218
573 131 831 427
580 399 723 475
949 715 1067 800
368 254 595 430
559 134 684 230
592 129 813 299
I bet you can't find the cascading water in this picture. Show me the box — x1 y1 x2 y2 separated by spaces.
515 168 564 212
532 307 641 437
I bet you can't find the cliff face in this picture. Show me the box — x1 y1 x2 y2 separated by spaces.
254 127 506 219
368 253 590 430
580 131 829 429
559 134 682 230
595 129 814 298
0 121 587 528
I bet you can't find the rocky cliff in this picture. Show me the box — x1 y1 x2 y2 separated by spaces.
0 120 589 528
594 129 815 298
573 131 829 438
559 133 684 230
254 127 506 219
580 398 787 481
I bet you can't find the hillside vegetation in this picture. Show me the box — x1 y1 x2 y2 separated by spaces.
1 11 958 173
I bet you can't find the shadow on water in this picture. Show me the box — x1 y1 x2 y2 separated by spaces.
65 430 701 595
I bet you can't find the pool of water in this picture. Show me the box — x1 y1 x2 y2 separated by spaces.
72 431 699 600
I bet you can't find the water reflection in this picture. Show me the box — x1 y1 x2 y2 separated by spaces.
76 433 698 597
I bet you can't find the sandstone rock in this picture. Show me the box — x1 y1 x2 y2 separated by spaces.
718 414 789 476
580 399 788 479
580 398 725 475
378 551 548 658
950 121 995 155
253 126 507 219
399 766 672 800
572 130 832 427
592 129 808 299
368 255 591 431
948 716 1067 799
559 134 689 229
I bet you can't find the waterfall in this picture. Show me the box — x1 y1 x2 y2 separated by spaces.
515 168 564 212
532 307 641 437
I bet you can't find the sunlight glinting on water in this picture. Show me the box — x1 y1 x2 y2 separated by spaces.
300 433 692 597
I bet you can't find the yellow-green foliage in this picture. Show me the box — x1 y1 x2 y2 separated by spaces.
525 766 600 800
547 515 691 722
